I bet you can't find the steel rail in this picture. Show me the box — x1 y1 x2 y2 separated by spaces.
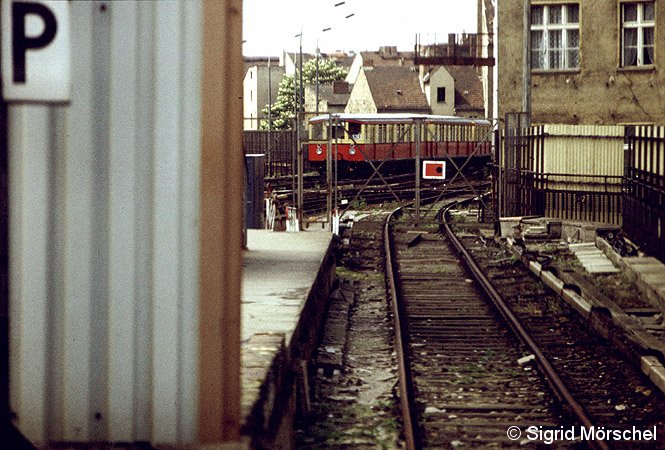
382 191 489 450
384 209 418 450
440 199 611 450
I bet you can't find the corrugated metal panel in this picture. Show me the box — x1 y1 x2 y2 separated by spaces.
542 124 624 184
9 2 201 445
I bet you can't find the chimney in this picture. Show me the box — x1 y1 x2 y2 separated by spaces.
379 46 397 58
333 80 349 94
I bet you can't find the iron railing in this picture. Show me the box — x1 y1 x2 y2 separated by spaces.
624 125 665 262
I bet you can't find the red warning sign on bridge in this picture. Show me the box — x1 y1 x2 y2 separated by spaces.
422 160 446 180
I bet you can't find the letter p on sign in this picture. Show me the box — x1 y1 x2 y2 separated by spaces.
1 0 70 102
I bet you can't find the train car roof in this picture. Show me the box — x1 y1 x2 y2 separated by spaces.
308 113 491 126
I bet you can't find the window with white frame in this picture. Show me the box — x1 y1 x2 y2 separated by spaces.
622 1 655 67
531 4 580 70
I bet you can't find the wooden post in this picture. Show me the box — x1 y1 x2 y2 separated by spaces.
199 0 243 444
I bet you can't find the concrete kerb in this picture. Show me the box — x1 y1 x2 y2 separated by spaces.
596 237 665 317
641 356 665 394
505 237 665 396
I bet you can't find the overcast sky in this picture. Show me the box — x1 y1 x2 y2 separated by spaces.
242 0 478 56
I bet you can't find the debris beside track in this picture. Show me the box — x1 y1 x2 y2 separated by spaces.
296 214 402 449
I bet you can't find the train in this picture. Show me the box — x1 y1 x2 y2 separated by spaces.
307 113 493 176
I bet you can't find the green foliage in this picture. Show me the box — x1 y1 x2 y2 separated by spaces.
261 57 347 130
302 57 347 84
261 75 296 130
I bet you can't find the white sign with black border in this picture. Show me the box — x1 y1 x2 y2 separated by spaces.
1 0 70 102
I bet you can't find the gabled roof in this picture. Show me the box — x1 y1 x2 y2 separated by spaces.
313 84 351 107
243 56 281 76
364 67 430 113
321 53 356 69
445 65 485 111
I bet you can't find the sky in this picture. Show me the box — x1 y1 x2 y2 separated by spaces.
242 0 478 56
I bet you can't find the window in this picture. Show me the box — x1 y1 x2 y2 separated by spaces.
622 1 655 67
331 123 345 139
531 4 580 70
347 122 362 139
437 87 446 103
378 124 388 142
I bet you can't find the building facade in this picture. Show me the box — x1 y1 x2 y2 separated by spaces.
345 66 431 114
304 81 351 114
243 58 284 130
421 66 456 116
343 45 485 118
499 0 665 124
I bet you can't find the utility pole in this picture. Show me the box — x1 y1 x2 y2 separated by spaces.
327 114 333 229
292 48 297 212
268 56 272 177
297 32 304 228
414 120 421 227
315 40 320 116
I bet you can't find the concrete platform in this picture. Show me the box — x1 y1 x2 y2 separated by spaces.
240 229 335 448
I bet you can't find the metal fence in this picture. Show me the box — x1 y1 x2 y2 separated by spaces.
243 129 296 177
500 119 624 226
499 113 539 217
533 173 623 225
624 125 665 261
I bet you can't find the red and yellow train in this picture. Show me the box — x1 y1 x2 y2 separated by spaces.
307 113 493 175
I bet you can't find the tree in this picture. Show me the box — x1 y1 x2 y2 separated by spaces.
261 57 347 130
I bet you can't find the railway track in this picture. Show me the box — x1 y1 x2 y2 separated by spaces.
458 226 665 447
387 209 565 448
268 172 490 217
385 198 665 448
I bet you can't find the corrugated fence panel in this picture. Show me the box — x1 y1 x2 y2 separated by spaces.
8 2 201 446
543 124 624 186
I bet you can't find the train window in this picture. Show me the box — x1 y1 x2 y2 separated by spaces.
331 123 345 139
347 122 362 139
396 124 410 142
310 122 323 140
379 124 387 142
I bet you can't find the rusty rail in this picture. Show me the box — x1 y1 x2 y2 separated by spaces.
439 199 611 450
384 208 418 450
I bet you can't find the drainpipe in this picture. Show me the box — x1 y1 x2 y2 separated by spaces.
522 0 531 125
0 78 9 437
